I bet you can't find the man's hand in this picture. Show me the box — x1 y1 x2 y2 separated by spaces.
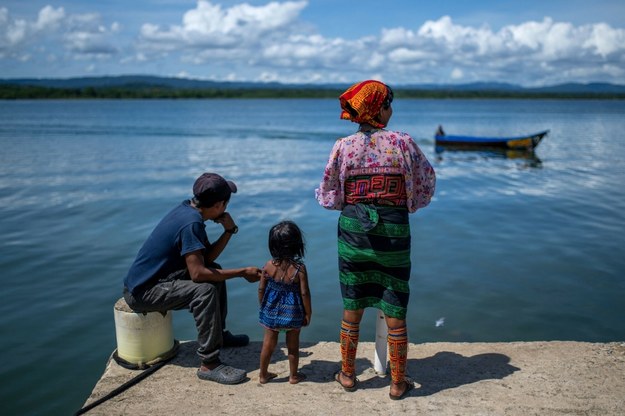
242 267 262 283
214 212 236 230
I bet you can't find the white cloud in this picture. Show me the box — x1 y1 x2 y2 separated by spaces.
390 16 625 85
261 34 354 69
34 5 65 31
451 68 463 80
388 47 432 64
380 27 417 49
183 0 304 35
584 22 625 57
63 13 119 56
1 6 65 49
0 5 119 59
140 8 625 85
140 0 307 51
1 2 624 86
1 7 29 49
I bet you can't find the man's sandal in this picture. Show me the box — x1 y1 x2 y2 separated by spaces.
197 364 246 385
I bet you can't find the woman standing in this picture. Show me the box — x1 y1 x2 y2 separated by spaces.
315 80 436 400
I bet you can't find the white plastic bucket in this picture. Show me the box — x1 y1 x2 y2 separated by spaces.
113 298 174 366
374 309 388 374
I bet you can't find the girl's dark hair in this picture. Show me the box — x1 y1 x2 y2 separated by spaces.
268 220 305 262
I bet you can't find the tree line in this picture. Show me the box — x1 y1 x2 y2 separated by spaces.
1 84 624 100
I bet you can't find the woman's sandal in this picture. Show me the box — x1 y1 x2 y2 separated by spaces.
334 370 358 392
389 377 415 400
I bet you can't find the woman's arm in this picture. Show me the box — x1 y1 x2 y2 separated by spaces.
315 140 345 210
404 134 436 212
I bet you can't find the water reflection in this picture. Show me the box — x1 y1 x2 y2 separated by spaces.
435 145 543 167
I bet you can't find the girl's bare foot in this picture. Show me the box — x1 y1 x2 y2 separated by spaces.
289 372 307 384
259 372 278 384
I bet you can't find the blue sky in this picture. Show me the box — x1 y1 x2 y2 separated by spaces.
1 0 624 86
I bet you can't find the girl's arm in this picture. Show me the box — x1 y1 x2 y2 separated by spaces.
258 261 272 304
258 274 266 304
298 264 312 326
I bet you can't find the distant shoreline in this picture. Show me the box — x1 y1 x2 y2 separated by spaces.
2 85 624 100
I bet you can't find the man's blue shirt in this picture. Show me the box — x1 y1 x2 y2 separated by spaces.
124 200 208 293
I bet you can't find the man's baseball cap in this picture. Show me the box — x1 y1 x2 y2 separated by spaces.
193 173 237 206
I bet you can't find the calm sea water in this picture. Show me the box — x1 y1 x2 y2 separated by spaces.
1 98 624 415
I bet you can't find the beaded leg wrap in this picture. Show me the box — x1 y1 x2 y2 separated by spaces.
388 326 408 384
340 320 360 376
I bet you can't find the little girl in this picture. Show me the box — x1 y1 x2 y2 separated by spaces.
258 220 312 384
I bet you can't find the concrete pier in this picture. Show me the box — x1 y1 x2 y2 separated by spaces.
81 341 625 415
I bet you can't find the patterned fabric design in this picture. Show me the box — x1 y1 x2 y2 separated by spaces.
339 270 409 294
338 239 411 268
339 80 389 128
388 326 408 384
339 215 409 237
340 320 360 376
315 129 436 213
338 204 411 320
259 271 304 331
345 174 407 206
342 297 406 319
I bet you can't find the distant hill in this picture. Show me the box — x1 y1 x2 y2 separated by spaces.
1 75 624 98
0 75 307 90
402 81 625 94
525 82 625 94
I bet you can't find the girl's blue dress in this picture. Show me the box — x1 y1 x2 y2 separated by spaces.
259 265 305 331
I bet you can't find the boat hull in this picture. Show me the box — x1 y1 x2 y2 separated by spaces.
435 130 549 151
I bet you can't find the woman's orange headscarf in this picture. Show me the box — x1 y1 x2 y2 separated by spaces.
339 80 392 128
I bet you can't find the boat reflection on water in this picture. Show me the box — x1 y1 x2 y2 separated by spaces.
435 145 543 167
432 127 548 168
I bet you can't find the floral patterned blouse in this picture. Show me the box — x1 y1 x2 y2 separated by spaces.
315 129 436 213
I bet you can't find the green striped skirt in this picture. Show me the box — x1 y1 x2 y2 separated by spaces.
338 203 411 319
